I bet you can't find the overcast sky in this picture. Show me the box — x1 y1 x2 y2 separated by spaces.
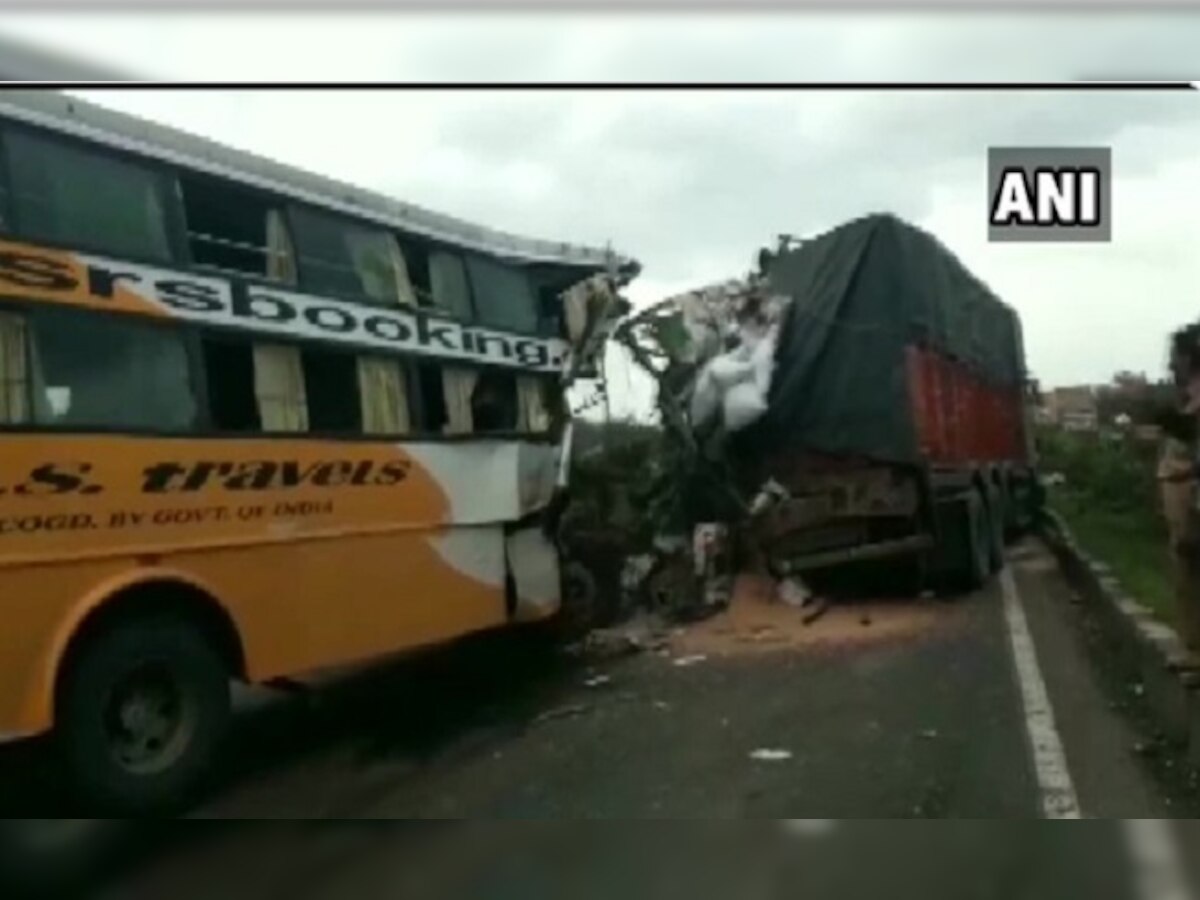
1 11 1198 417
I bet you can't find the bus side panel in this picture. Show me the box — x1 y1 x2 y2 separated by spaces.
204 526 511 683
0 529 511 739
0 435 561 739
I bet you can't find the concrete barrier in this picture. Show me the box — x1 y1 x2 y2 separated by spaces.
1040 510 1198 752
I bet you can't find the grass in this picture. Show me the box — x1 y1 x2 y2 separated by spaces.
1049 484 1173 623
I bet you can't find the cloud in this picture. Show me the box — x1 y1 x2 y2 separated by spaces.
923 120 1200 389
5 11 1200 82
2 11 1198 412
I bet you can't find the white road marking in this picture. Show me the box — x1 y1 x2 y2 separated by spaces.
1000 565 1083 819
1124 820 1195 900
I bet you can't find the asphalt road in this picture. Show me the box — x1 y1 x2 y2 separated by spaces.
173 538 1196 820
97 822 1185 900
5 538 1200 896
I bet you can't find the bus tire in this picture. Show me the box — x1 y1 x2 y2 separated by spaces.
56 615 231 815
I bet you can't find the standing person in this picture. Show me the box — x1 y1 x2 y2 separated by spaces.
1159 326 1200 661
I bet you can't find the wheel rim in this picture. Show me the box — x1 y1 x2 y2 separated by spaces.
102 662 196 776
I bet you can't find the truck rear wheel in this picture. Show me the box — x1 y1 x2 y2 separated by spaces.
928 487 992 596
57 616 231 815
962 488 993 592
985 484 1006 573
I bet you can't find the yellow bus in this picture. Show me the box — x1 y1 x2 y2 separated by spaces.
0 90 638 813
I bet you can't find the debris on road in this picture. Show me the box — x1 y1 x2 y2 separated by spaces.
666 573 965 660
802 597 832 626
919 729 939 740
583 675 613 689
572 628 649 661
673 654 709 668
777 576 814 609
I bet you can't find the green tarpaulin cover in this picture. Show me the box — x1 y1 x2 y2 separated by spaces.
740 212 1027 466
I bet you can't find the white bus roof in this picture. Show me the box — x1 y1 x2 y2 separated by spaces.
0 89 640 278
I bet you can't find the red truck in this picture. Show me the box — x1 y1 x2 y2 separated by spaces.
734 213 1041 592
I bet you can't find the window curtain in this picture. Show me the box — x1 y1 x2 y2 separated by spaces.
517 376 550 433
346 232 418 308
254 343 308 432
443 367 478 435
0 313 29 424
265 209 297 284
358 357 412 435
388 239 419 308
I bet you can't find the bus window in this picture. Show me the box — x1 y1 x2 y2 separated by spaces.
180 176 295 283
415 362 449 434
410 366 548 436
201 338 309 434
471 370 519 433
302 347 361 433
358 356 412 435
27 308 197 432
0 312 29 425
253 344 308 433
290 207 418 308
516 375 552 433
202 338 260 432
401 241 434 310
466 255 540 335
4 129 176 263
443 367 478 435
429 251 475 322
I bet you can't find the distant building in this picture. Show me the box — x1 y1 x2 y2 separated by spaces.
1044 386 1100 432
1111 371 1150 397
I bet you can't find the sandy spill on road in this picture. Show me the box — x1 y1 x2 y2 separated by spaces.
668 574 968 659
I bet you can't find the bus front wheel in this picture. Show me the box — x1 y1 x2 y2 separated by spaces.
56 615 232 815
